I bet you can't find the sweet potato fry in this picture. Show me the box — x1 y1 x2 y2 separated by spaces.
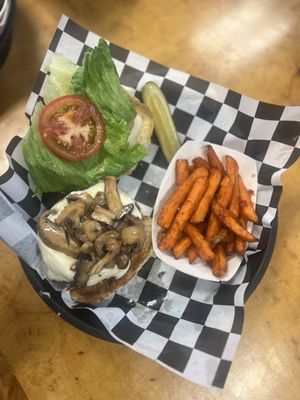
157 167 208 229
173 235 192 259
191 168 222 223
212 243 228 277
189 165 196 174
157 229 167 247
205 175 233 243
235 217 248 255
228 179 239 218
211 201 257 242
238 176 259 223
197 221 207 234
226 155 238 185
184 223 215 261
207 145 225 176
187 245 199 264
225 232 235 256
192 157 209 170
158 175 209 251
226 155 240 217
175 159 190 186
210 227 228 247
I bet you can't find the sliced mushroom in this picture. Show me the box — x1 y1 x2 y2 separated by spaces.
121 216 145 251
79 241 94 255
62 217 82 245
93 191 106 207
38 211 80 258
75 220 102 242
89 241 121 275
117 203 134 220
55 201 86 226
67 192 95 208
73 257 97 288
115 253 130 269
91 206 116 225
105 176 123 218
94 230 120 256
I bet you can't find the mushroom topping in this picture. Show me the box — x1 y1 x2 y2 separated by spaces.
73 257 97 288
75 220 102 242
38 211 80 258
105 176 123 218
79 241 94 255
91 206 116 225
121 216 145 251
115 253 130 269
38 180 147 290
117 203 134 220
94 230 120 257
93 191 106 207
89 240 122 275
55 201 86 226
67 192 95 208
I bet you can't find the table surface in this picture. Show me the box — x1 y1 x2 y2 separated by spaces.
0 1 300 399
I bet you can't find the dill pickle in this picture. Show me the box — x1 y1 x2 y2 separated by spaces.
142 81 181 162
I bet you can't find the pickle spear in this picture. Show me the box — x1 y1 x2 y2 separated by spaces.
142 81 181 162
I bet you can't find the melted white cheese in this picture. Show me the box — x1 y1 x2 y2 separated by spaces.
39 182 141 286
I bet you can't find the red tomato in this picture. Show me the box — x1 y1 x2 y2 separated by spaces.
39 95 105 162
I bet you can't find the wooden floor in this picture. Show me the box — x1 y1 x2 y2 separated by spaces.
0 354 27 400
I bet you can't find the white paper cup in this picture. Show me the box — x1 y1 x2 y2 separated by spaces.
152 141 257 282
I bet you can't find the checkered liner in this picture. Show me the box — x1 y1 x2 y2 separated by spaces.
0 15 299 389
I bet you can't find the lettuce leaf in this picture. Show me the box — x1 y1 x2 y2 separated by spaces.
22 39 147 193
43 54 77 104
23 103 147 194
72 39 136 125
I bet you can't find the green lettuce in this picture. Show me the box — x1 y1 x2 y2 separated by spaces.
22 39 147 193
72 39 136 125
23 103 146 194
43 54 77 104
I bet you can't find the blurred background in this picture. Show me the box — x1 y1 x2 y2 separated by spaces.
0 1 299 399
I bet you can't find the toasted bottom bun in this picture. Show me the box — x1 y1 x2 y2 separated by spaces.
69 216 153 304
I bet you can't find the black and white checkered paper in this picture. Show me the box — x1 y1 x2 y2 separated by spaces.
0 15 299 389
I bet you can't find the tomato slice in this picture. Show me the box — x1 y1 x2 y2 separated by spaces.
39 95 105 162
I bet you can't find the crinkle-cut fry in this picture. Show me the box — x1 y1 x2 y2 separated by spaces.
238 175 259 223
187 245 199 264
157 167 208 229
205 175 233 243
158 175 209 251
225 231 236 256
207 145 225 176
191 168 222 223
212 243 228 277
184 223 215 261
211 201 257 242
173 235 192 259
235 217 248 255
192 156 209 171
175 159 190 186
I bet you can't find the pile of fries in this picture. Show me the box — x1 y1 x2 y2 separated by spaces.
157 145 259 277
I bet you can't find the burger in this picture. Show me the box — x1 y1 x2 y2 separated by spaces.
24 39 154 302
38 176 152 304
